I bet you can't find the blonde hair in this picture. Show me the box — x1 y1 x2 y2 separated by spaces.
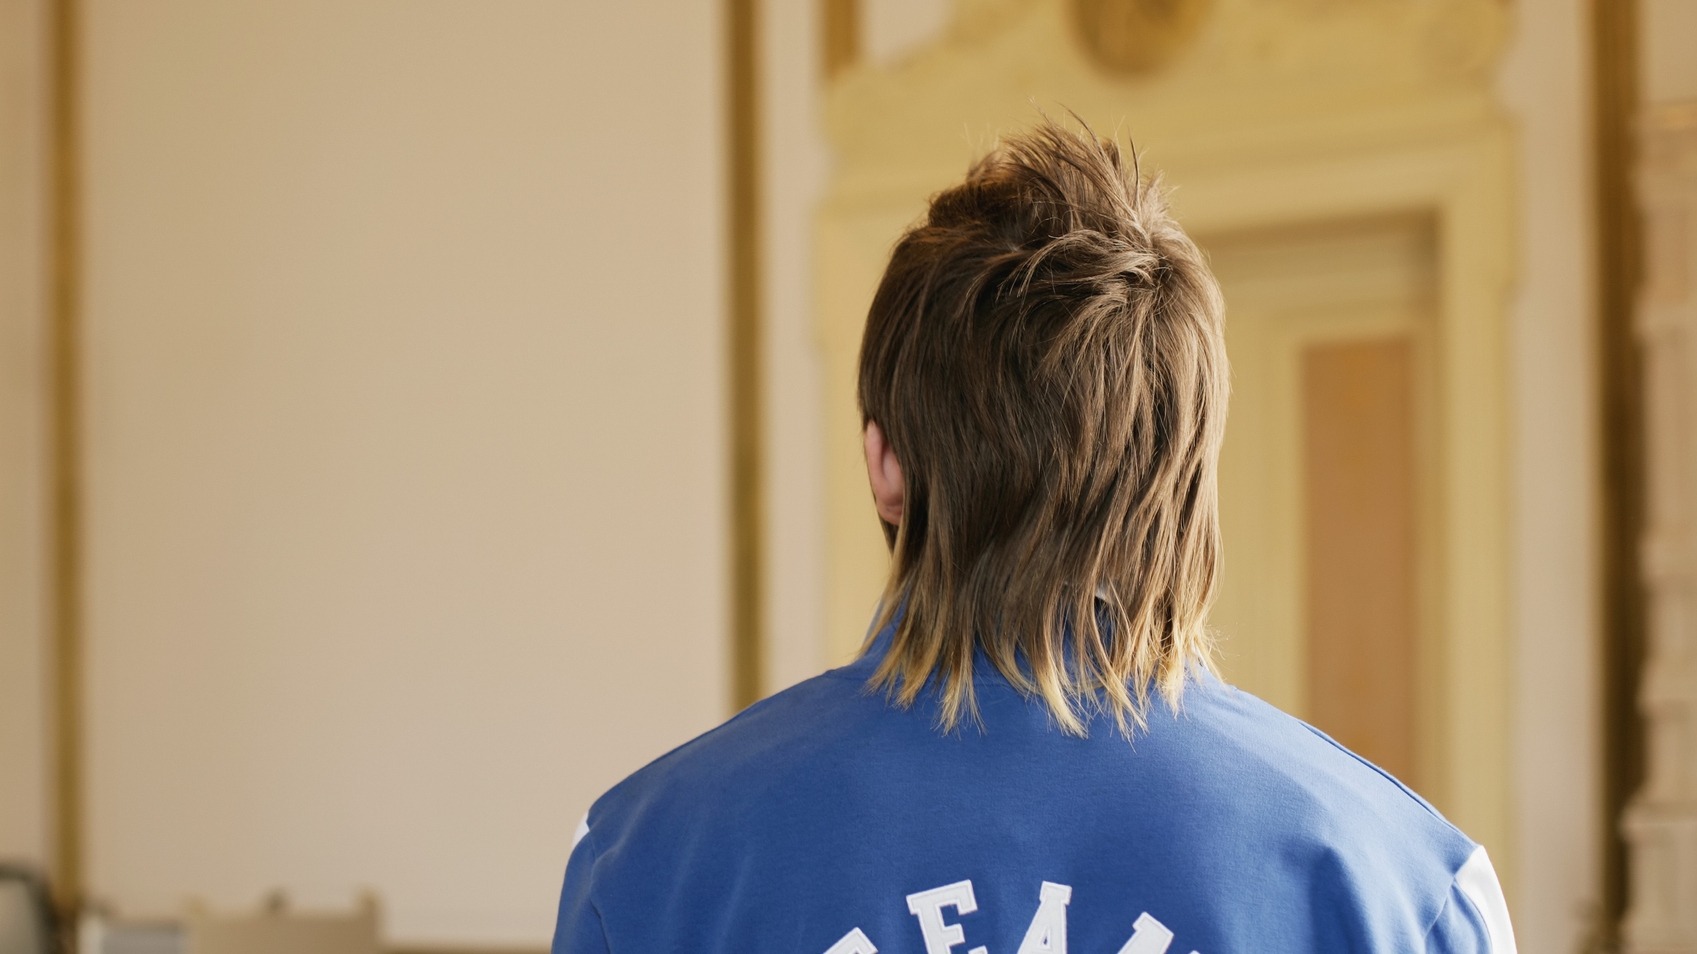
856 119 1229 736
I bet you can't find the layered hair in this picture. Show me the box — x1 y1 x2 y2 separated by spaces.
857 119 1229 736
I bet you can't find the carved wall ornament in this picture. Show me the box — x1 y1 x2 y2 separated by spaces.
1070 0 1214 76
1624 99 1697 954
830 0 1513 173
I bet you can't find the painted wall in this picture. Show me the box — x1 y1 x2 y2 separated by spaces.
77 1 725 945
1643 0 1697 105
0 0 49 872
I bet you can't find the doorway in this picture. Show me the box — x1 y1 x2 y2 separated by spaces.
1207 215 1440 798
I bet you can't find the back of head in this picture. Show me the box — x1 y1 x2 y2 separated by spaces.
857 119 1229 736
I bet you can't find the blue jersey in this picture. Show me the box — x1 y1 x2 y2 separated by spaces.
552 627 1516 954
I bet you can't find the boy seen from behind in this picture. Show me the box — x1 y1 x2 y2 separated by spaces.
551 121 1517 954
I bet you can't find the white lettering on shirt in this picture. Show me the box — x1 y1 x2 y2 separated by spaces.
822 927 878 954
905 880 979 954
821 880 1203 954
1016 881 1072 954
1115 912 1175 954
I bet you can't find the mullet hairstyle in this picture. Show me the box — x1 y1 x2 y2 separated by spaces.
857 120 1229 736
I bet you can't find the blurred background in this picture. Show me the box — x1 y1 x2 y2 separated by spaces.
0 0 1693 952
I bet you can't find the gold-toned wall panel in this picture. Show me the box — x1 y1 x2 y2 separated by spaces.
1303 337 1418 789
0 0 53 877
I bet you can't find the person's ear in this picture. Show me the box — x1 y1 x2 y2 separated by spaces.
863 420 905 527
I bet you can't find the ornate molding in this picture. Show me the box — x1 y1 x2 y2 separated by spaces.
1069 0 1215 76
827 0 1511 196
1625 100 1697 954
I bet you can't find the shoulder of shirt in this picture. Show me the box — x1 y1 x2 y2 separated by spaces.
1198 675 1471 833
577 666 1479 883
1289 705 1456 828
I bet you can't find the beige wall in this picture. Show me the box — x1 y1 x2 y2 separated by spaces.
1643 0 1697 106
0 0 49 871
77 1 725 945
861 0 951 68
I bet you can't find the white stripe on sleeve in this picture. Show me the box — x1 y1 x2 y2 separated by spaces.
1454 846 1517 954
572 812 590 850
